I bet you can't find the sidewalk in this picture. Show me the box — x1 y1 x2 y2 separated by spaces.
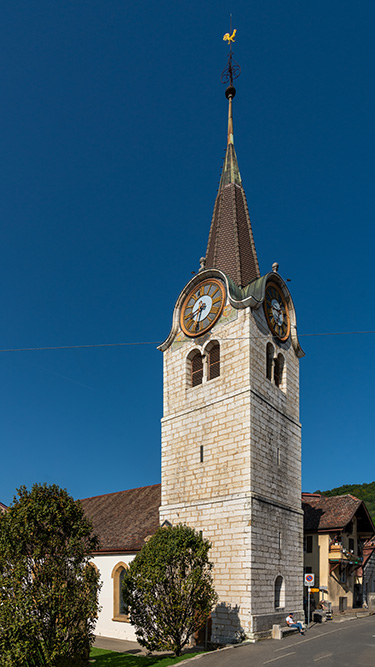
94 635 203 657
94 612 374 655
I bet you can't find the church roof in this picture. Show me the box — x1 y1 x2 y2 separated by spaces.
205 88 260 288
80 483 161 553
302 493 374 535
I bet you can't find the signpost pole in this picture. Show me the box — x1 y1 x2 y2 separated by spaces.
308 587 310 627
304 574 315 628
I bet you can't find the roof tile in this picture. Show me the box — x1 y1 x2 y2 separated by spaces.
80 483 161 552
302 493 374 533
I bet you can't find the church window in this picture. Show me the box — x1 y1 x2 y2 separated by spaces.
200 445 204 462
111 562 130 622
266 343 274 380
191 351 204 387
274 575 285 610
274 353 284 388
208 342 220 380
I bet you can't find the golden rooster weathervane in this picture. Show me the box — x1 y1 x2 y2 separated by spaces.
223 29 237 46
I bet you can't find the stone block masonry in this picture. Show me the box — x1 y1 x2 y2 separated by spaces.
160 298 303 641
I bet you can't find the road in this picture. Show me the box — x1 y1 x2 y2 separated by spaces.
197 616 375 667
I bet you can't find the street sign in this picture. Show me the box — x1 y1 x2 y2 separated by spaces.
310 588 319 593
304 573 315 586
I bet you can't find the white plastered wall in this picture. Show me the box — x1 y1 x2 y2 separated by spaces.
91 553 138 641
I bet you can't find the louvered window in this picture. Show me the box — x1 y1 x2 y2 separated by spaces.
274 353 284 388
266 343 274 381
191 352 203 387
208 343 220 380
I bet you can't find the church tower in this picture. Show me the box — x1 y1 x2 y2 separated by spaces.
158 43 305 641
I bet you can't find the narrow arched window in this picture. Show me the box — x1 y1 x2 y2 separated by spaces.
208 342 220 380
111 562 129 622
274 575 285 609
274 353 284 388
191 351 204 387
266 343 274 381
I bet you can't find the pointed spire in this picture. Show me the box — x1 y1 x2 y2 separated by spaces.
205 84 260 288
219 88 242 190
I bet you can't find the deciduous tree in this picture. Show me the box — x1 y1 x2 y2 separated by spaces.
0 483 100 667
122 524 217 656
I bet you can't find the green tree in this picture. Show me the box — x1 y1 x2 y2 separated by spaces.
0 483 100 667
122 524 218 656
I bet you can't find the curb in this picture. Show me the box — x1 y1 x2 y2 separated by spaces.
177 642 249 664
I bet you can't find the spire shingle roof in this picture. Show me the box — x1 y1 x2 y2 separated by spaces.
205 91 260 288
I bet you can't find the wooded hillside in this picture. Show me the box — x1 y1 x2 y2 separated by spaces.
316 482 375 526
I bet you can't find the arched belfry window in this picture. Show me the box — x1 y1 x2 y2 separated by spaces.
191 350 204 387
274 575 285 610
266 343 274 381
208 342 220 381
111 562 130 622
274 353 285 389
266 346 286 391
187 343 221 388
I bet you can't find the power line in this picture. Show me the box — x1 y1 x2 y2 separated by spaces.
300 330 375 337
0 341 161 352
0 330 374 353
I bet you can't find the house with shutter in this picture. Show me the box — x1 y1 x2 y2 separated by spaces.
302 493 374 611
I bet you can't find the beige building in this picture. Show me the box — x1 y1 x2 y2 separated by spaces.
302 493 374 612
158 80 305 641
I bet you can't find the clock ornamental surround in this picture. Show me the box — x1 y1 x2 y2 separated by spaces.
264 281 291 342
180 279 226 337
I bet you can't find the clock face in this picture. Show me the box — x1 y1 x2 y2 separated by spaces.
180 279 226 337
264 282 290 341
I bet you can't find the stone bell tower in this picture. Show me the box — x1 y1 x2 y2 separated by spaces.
158 45 305 641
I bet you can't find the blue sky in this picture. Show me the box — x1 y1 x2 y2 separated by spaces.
1 1 374 506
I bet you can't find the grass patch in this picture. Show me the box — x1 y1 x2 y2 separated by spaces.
89 647 202 666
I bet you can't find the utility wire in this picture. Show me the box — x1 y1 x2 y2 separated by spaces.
0 342 162 352
0 330 374 353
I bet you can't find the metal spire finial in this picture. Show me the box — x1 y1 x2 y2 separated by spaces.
221 19 241 91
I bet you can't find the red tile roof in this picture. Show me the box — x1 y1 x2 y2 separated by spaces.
302 493 374 534
80 484 161 553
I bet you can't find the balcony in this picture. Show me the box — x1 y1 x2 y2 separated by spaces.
329 543 363 565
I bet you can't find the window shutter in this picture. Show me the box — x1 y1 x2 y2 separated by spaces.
208 343 220 380
266 343 274 380
274 353 284 388
191 352 203 387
